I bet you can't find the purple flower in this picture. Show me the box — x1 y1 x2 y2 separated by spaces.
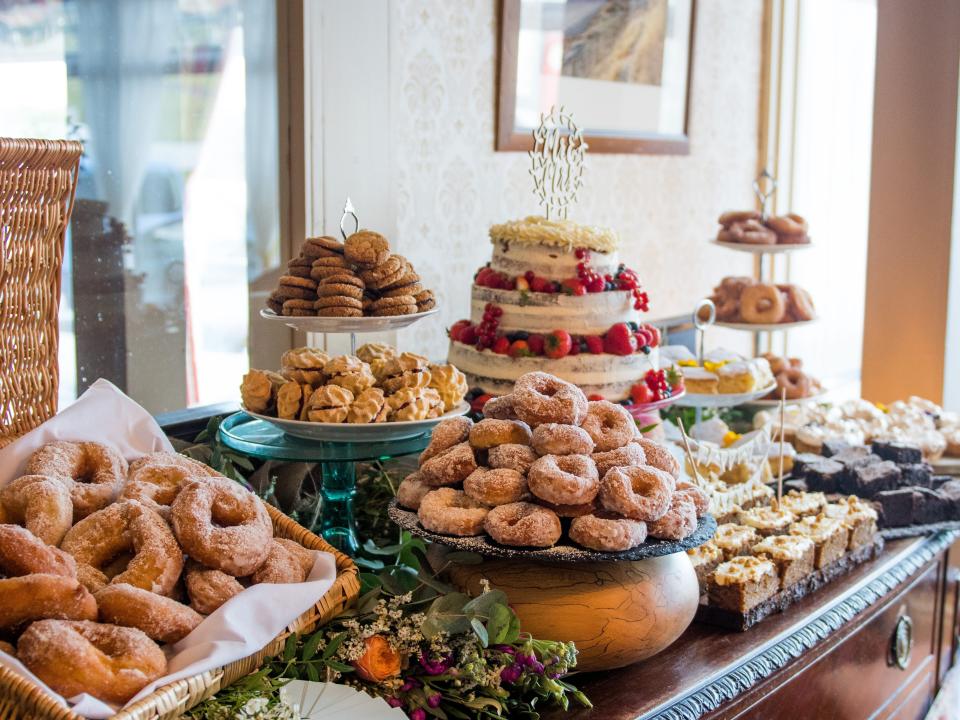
387 697 403 708
400 678 421 692
549 672 561 679
418 654 449 675
410 709 427 720
500 663 523 684
493 645 516 654
529 659 545 673
428 694 442 708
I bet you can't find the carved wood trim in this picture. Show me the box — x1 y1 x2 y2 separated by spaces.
651 530 960 720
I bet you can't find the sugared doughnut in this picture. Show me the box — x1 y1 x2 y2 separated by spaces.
599 465 675 522
251 538 314 584
419 442 478 487
25 440 127 519
0 575 97 630
468 419 532 449
121 453 220 519
417 488 488 536
419 416 473 464
512 372 588 427
592 443 646 477
647 497 697 540
96 583 204 644
527 454 599 506
184 562 244 615
782 284 815 321
170 477 273 577
127 452 219 481
674 481 710 517
536 499 597 517
569 512 647 552
488 443 539 474
0 524 76 577
396 472 432 510
463 468 528 506
632 438 680 479
739 284 786 324
579 401 637 452
777 367 812 400
481 394 518 420
61 500 183 595
531 423 595 456
483 502 561 548
18 619 167 704
0 475 73 545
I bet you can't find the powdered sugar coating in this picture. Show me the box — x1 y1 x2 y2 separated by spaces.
26 441 127 519
592 443 646 477
632 437 680 479
251 539 313 585
463 467 529 506
0 575 97 630
0 524 76 577
184 562 244 614
647 497 697 540
419 442 478 487
96 583 203 644
419 416 473 464
488 443 539 474
512 372 588 427
531 424 595 456
0 476 73 546
418 488 488 536
579 401 636 452
599 465 675 522
527 454 599 506
569 513 648 551
484 502 561 547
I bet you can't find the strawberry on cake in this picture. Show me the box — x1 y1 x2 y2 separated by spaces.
447 216 675 403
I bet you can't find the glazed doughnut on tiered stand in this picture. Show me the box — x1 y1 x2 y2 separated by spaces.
218 200 459 555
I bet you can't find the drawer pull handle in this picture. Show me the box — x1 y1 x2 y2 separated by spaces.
891 615 913 670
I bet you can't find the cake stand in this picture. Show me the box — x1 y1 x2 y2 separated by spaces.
219 199 443 554
392 501 716 671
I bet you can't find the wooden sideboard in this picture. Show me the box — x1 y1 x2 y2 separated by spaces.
547 531 960 720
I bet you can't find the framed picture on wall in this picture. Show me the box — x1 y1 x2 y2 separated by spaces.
497 0 696 154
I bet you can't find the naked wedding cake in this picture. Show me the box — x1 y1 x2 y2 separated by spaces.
447 216 660 401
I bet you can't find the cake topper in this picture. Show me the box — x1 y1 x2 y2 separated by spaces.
529 105 587 220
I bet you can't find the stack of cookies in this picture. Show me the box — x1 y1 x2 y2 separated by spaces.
267 231 436 318
240 343 469 425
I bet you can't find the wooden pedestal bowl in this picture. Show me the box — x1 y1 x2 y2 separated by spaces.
428 545 701 672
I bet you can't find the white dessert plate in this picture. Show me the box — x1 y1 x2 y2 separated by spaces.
259 307 439 333
673 382 778 409
625 390 687 418
709 239 813 254
713 318 818 332
245 402 470 442
745 388 829 408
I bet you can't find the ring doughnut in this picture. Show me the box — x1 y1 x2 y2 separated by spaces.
537 499 597 518
128 452 219 481
0 524 76 577
632 438 681 479
419 442 478 487
592 443 646 477
468 419 533 450
396 472 432 510
251 539 314 585
170 477 273 577
418 488 488 536
25 441 127 519
483 502 561 548
739 284 786 324
569 512 648 552
647 497 697 540
488 444 539 474
419 416 473 464
512 372 588 427
531 423 595 456
598 465 675 522
777 367 811 400
0 641 13 656
18 619 167 704
782 284 815 321
0 475 73 545
527 454 599 506
718 210 761 225
579 401 636 452
120 459 218 520
0 575 97 631
463 468 529 506
766 213 808 239
481 395 518 420
674 481 710 517
184 562 245 614
96 583 204 644
61 500 183 595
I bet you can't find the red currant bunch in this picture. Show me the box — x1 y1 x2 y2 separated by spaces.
476 302 503 350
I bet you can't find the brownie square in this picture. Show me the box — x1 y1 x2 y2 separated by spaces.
899 462 933 488
876 488 921 527
914 487 949 524
821 438 853 458
792 453 824 477
831 446 872 466
939 480 960 517
871 440 922 465
804 459 845 493
846 460 901 498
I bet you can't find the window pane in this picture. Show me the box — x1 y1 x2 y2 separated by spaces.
0 0 280 414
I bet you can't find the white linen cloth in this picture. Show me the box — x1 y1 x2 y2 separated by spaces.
0 379 337 718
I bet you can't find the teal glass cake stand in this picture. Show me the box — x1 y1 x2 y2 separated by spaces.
218 411 430 555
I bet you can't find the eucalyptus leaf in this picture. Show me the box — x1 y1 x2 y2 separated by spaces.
422 592 472 638
363 539 404 556
463 590 509 618
354 556 385 570
471 617 489 647
486 603 519 644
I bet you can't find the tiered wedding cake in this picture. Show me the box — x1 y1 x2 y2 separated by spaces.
447 216 660 401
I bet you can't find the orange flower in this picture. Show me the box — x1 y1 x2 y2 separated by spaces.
353 635 402 682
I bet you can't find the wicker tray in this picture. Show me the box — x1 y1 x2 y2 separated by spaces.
0 504 360 720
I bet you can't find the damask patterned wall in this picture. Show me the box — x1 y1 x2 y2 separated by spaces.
392 0 763 360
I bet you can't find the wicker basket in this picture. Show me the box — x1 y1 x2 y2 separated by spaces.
0 138 83 448
0 503 360 720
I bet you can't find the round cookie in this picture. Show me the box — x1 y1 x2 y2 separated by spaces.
282 299 316 316
345 230 390 267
